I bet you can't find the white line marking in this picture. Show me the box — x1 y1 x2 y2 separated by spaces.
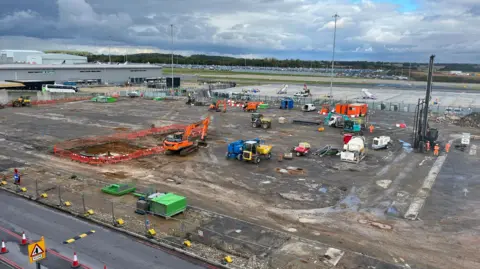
404 155 447 220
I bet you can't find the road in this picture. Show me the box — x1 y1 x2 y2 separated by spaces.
0 191 213 269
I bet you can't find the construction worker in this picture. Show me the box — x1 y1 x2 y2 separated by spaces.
445 142 451 153
426 141 430 152
433 144 440 156
369 124 374 133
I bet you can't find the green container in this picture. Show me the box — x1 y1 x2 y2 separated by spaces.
153 97 165 101
150 193 187 218
91 96 117 103
258 104 269 109
101 184 136 196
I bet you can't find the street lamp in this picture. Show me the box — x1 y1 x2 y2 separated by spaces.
329 13 340 100
170 24 174 94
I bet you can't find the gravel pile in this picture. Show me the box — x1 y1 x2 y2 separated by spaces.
457 112 480 128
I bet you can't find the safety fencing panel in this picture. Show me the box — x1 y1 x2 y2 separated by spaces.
53 123 205 165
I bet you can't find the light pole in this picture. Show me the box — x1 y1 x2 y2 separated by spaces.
108 36 112 63
329 13 340 100
170 24 174 94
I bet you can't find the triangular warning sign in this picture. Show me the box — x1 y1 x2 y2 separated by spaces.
30 244 44 257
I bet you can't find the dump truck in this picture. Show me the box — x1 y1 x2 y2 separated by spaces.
242 140 272 164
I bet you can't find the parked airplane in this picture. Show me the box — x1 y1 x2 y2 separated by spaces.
277 84 288 94
361 89 376 99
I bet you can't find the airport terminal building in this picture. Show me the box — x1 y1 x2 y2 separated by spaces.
0 64 163 85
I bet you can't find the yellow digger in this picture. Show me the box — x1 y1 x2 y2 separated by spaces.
242 139 272 164
12 96 31 107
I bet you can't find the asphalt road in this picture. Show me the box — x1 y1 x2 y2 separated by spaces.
0 191 212 269
421 140 480 231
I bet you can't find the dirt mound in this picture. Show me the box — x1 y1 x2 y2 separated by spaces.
457 112 480 128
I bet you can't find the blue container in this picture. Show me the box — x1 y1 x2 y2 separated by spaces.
280 98 294 109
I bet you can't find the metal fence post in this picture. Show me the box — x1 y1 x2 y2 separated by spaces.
58 185 62 206
144 214 149 234
82 194 86 213
111 201 115 224
35 179 39 199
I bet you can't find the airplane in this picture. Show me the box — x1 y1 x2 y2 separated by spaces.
277 84 288 94
361 89 376 100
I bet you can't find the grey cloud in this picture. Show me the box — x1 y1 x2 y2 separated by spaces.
0 0 479 62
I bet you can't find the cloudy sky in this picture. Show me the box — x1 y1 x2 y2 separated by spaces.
1 0 479 63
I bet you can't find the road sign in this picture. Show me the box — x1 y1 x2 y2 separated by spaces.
28 236 46 263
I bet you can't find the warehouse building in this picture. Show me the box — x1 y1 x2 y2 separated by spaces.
0 49 44 63
27 53 87 65
0 64 163 87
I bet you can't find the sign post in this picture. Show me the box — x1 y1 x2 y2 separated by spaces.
28 236 46 264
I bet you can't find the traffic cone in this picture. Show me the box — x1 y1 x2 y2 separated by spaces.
0 240 8 254
71 252 80 268
21 232 27 245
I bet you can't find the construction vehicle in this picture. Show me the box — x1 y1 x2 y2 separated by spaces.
226 140 247 160
325 111 366 135
340 136 366 163
251 113 272 129
319 104 330 115
163 117 209 156
292 142 311 156
372 136 392 150
343 119 364 135
128 90 140 98
12 96 31 107
242 140 272 164
302 104 316 112
325 112 349 127
243 102 262 112
209 99 227 112
294 84 312 97
413 55 439 152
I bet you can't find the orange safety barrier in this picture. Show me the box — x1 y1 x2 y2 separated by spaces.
53 124 195 165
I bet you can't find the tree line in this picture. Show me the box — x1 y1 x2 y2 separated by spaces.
86 53 404 70
46 51 479 73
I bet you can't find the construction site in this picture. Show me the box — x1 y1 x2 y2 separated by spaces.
1 57 480 269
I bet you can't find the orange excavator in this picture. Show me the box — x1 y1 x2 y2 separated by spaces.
208 99 227 113
163 117 210 156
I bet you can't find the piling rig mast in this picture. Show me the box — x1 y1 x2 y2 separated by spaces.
413 55 439 152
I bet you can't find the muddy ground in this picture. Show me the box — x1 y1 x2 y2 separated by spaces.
1 98 479 269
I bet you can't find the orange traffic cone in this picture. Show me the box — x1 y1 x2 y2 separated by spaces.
0 240 8 254
21 232 27 245
72 252 80 268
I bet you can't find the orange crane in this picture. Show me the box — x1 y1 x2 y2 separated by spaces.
163 117 210 156
208 99 227 113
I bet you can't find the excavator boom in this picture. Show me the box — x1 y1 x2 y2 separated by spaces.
163 117 210 156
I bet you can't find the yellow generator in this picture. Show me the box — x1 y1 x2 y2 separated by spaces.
242 140 272 164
